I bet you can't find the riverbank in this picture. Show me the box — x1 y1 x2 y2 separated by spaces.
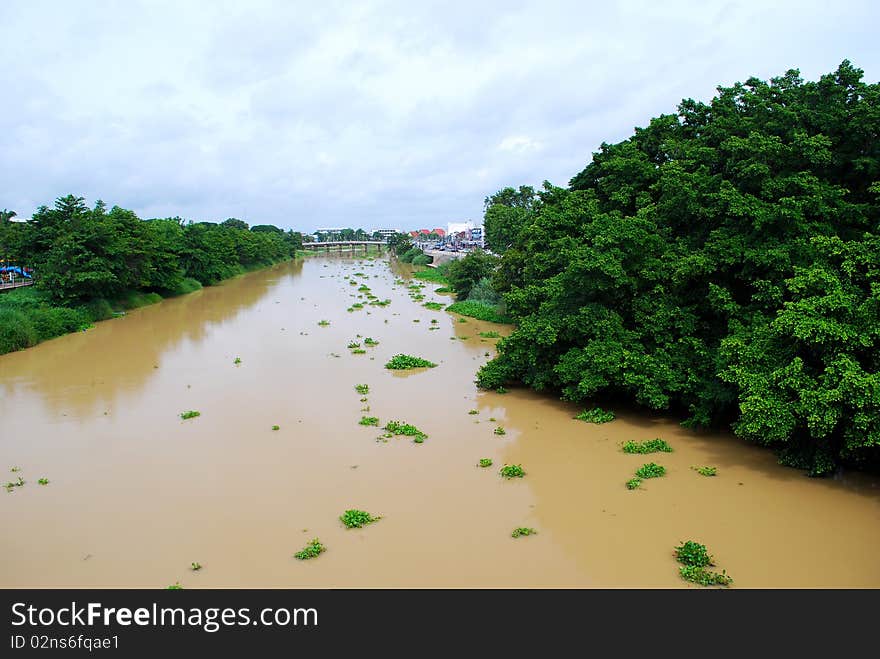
0 256 299 356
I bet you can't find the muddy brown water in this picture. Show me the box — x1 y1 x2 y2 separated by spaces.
1 256 878 588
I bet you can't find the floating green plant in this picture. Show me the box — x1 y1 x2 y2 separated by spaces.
355 384 370 395
622 439 673 454
468 409 479 415
384 354 437 370
423 302 444 311
363 338 379 346
294 538 326 560
576 407 615 423
635 463 666 479
10 467 21 473
511 527 537 538
499 464 525 479
351 349 367 354
496 386 508 394
191 562 202 571
233 357 241 365
167 583 183 590
347 341 361 349
340 509 381 529
384 420 427 442
692 466 717 476
479 331 501 338
37 478 49 485
359 416 380 426
494 426 506 436
272 425 280 431
318 320 330 326
180 410 201 420
479 458 493 468
626 477 642 490
674 541 732 587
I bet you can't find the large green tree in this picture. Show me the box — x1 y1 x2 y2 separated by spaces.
478 61 880 474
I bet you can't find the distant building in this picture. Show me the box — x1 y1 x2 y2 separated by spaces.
432 228 446 237
372 228 401 241
447 220 474 237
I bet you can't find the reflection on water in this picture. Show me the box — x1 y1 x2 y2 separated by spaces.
1 256 878 588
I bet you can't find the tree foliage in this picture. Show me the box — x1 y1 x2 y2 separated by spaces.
478 61 880 474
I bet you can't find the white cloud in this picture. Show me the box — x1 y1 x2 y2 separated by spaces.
0 0 877 230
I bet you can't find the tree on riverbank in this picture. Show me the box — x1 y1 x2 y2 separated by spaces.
477 61 880 475
0 194 304 354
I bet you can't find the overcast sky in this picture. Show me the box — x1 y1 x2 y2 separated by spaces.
1 0 877 232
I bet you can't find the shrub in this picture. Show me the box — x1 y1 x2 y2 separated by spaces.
412 254 433 266
0 308 38 354
446 301 510 323
340 509 380 529
384 354 437 369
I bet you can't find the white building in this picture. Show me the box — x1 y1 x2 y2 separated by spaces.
447 220 474 237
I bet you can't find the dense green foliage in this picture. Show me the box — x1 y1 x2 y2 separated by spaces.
499 464 525 478
445 250 499 300
622 439 673 454
339 509 381 529
294 538 326 560
446 301 511 323
0 195 303 355
384 354 437 369
674 541 732 586
575 407 615 423
477 62 880 474
413 264 450 284
634 463 666 479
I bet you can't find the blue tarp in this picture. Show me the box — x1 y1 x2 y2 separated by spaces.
0 266 32 278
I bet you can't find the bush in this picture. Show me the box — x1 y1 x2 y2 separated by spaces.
400 247 422 263
81 298 114 321
467 277 500 305
0 308 38 354
446 301 511 323
412 254 433 266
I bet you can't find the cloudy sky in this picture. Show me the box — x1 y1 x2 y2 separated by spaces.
1 0 877 232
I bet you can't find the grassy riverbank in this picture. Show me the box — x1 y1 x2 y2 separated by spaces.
0 260 294 356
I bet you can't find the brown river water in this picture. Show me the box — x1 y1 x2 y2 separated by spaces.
1 256 878 588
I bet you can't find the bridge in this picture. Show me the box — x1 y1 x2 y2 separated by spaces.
0 279 34 293
302 241 386 255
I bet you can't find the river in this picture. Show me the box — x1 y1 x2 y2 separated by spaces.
1 256 878 587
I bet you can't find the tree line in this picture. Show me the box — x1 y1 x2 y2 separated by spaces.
0 194 304 354
476 61 879 475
